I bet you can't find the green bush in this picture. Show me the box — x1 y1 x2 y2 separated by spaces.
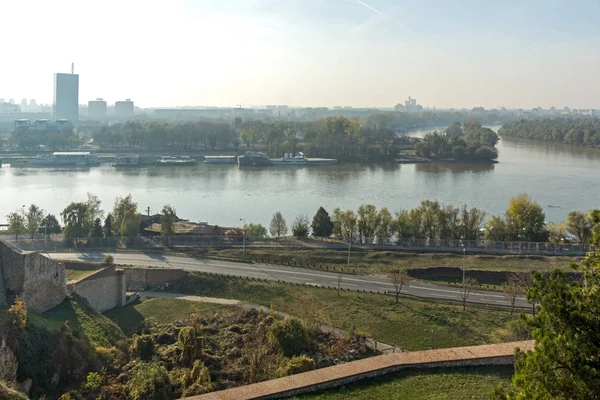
126 362 173 400
82 372 103 393
131 334 155 361
508 314 533 341
178 327 204 367
269 317 310 357
278 355 315 376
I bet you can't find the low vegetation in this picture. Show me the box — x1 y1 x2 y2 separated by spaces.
300 365 514 399
202 247 579 274
168 273 522 350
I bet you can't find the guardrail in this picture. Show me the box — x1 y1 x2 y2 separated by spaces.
0 234 593 256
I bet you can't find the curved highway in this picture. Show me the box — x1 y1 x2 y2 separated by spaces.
48 252 530 309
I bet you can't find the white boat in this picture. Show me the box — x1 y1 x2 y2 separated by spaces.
270 152 308 166
156 156 197 166
30 152 100 166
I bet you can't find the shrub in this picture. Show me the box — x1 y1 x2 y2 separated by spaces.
278 355 315 376
126 362 173 400
82 372 103 393
103 255 115 267
131 334 155 361
269 317 310 357
508 313 534 341
8 296 27 329
178 327 204 367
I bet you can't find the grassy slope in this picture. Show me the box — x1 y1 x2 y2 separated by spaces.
105 297 235 335
204 247 578 274
1 295 124 348
169 274 519 350
298 365 513 400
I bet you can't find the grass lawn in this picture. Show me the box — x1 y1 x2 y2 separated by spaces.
0 295 124 348
105 297 236 335
203 247 578 275
168 274 520 350
298 365 514 400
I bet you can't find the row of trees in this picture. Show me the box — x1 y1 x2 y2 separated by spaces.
415 120 499 162
245 194 599 245
5 194 179 246
499 117 600 147
10 127 81 151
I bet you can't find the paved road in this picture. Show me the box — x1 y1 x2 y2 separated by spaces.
48 252 531 309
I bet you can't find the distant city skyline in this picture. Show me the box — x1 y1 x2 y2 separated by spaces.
1 0 599 109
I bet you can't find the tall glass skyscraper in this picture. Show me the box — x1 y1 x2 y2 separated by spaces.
53 73 79 121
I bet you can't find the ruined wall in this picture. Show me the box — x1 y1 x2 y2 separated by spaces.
0 240 67 312
72 266 126 313
125 268 187 290
22 255 67 313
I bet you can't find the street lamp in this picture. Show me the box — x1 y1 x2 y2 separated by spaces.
41 208 47 251
347 230 352 269
240 218 246 255
462 246 466 287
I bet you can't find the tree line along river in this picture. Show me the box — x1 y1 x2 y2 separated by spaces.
1 127 600 228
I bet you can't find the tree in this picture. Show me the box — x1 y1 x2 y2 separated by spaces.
160 205 177 237
332 208 357 241
91 218 103 238
86 193 104 222
356 204 381 244
502 274 524 314
244 223 268 241
104 214 113 238
40 214 61 234
103 255 114 266
269 212 287 240
505 194 546 242
7 211 25 240
419 200 441 240
61 202 90 244
460 277 478 311
388 269 410 304
493 252 600 399
24 204 45 239
119 208 142 238
376 207 394 244
291 215 310 238
112 194 137 234
460 205 486 241
484 215 508 241
566 210 591 244
546 222 566 244
311 207 333 237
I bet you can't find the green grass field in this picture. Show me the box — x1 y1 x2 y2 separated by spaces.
105 297 235 335
168 274 520 350
203 247 578 274
298 365 514 400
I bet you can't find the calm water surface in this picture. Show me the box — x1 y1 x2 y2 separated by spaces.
1 127 599 226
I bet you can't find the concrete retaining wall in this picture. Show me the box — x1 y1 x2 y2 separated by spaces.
0 240 67 312
124 268 187 289
190 341 534 400
71 266 126 313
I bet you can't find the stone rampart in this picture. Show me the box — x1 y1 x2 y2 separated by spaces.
0 240 67 312
71 266 126 313
124 268 187 289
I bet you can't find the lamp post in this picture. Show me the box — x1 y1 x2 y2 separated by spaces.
347 230 352 269
240 218 246 255
41 208 47 251
462 246 466 286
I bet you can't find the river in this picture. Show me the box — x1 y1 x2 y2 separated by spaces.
1 127 599 227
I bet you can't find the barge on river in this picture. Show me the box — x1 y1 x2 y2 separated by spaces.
156 156 197 166
30 152 100 167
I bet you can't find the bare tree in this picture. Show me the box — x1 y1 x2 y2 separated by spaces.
337 274 343 296
460 277 479 311
502 274 524 314
269 211 288 241
388 269 410 304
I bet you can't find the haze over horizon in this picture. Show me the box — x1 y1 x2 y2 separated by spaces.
2 0 599 109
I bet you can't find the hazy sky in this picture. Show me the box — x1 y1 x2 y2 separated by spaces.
2 0 599 109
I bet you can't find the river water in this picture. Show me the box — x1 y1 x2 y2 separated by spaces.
1 127 599 227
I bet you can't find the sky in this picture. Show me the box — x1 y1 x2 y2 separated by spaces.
1 0 599 109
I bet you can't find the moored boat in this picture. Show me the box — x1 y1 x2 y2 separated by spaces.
237 151 270 167
270 152 308 166
156 156 197 166
30 152 100 167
